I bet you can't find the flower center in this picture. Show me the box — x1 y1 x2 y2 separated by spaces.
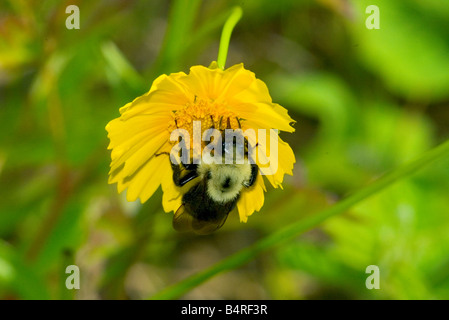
168 97 241 147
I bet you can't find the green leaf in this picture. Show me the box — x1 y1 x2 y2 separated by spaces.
349 0 449 102
0 241 51 299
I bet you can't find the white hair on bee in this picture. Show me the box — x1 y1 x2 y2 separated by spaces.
198 163 252 203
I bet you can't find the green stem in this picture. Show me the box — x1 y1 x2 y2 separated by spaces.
149 138 449 300
148 0 201 76
217 6 243 70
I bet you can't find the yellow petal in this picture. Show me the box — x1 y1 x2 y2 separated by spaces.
124 154 166 202
119 72 191 117
245 129 295 188
106 115 168 157
161 171 183 213
236 102 294 133
179 63 255 101
108 141 171 195
237 172 266 222
119 130 168 178
233 76 272 103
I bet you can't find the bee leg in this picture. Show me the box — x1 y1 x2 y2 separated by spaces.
244 164 258 188
178 171 199 186
210 115 215 128
183 163 198 171
155 152 170 157
218 116 223 130
172 163 199 187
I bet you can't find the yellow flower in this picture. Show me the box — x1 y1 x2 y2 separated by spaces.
106 62 295 227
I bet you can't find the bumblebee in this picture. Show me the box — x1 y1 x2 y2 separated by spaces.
170 122 258 235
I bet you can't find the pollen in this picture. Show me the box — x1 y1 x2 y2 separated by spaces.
168 97 241 147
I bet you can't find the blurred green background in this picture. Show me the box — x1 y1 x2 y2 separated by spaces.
1 0 449 300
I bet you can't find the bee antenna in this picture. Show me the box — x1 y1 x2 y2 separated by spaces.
226 117 231 129
236 117 242 129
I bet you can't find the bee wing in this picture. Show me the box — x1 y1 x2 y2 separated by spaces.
173 205 228 235
191 213 228 235
172 205 195 233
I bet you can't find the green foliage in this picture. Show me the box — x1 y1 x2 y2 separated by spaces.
1 0 448 300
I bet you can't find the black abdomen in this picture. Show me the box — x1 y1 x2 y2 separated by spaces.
182 180 239 222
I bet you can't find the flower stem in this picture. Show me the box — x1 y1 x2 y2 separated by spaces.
217 6 243 70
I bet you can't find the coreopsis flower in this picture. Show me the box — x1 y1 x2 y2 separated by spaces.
106 61 295 231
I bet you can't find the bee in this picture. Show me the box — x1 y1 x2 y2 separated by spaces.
170 118 259 235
